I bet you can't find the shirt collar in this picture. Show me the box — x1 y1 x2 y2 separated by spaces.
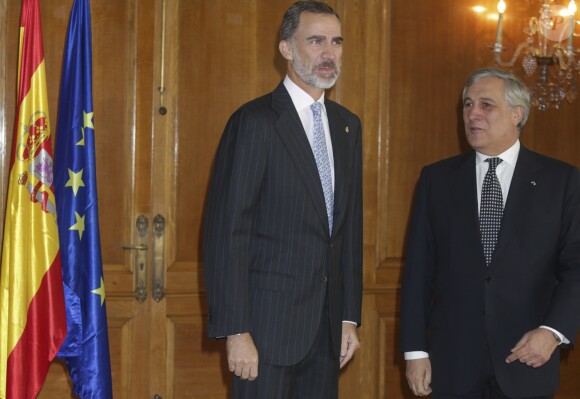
283 75 325 112
475 139 520 167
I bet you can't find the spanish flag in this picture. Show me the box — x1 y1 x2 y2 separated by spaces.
0 0 67 398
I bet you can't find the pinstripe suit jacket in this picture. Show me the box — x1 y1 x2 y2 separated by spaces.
203 82 363 366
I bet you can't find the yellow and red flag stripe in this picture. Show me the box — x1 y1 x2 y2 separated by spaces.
0 0 67 398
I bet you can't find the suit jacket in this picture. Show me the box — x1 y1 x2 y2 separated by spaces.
400 146 580 397
203 82 363 366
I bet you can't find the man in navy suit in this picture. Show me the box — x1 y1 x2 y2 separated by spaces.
203 1 362 398
400 68 580 398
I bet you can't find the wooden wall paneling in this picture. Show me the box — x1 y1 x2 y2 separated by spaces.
375 289 413 399
330 0 393 397
333 0 391 282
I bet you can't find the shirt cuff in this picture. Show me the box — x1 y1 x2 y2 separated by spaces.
404 351 429 360
539 325 569 345
342 320 357 326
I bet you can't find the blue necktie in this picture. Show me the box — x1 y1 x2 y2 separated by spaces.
480 157 503 265
311 102 334 234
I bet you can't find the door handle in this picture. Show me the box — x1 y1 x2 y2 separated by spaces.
121 244 148 250
152 214 166 302
123 215 149 302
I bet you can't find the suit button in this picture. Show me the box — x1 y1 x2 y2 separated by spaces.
329 243 334 248
320 276 328 283
485 276 492 283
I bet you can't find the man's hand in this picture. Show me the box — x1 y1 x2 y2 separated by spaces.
340 322 360 369
226 333 259 381
406 358 432 396
505 328 559 368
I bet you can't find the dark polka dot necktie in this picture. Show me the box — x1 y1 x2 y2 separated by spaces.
480 157 503 266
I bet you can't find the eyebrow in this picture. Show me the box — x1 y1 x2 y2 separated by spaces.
306 35 344 43
463 96 496 104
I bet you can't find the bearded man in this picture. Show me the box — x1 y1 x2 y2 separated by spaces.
203 1 363 398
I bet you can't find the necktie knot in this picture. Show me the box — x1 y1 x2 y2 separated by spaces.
311 101 322 116
486 157 502 172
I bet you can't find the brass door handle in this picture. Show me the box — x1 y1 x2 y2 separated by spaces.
123 215 149 302
152 214 166 302
121 244 148 250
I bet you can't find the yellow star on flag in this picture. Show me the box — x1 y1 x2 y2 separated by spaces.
92 276 106 306
65 168 85 196
84 110 94 130
75 111 93 146
76 127 85 146
69 211 86 240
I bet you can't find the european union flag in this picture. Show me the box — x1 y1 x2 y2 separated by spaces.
54 0 113 397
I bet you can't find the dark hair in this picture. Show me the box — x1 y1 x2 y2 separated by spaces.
279 1 340 41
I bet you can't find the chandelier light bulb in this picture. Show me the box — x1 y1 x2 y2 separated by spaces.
569 0 577 16
497 0 506 14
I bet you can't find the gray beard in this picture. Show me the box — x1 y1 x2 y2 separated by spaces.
291 53 340 89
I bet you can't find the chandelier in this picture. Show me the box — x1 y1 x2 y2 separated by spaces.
492 0 579 110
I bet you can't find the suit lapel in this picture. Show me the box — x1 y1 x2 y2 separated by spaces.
271 83 330 235
453 152 483 260
492 146 543 264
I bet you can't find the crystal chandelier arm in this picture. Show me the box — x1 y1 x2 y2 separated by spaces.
494 39 532 67
553 45 576 70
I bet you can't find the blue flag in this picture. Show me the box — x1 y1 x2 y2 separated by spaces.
54 0 113 397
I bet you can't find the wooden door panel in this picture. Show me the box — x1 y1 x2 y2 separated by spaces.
167 311 231 398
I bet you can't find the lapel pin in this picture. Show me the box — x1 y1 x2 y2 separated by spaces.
530 181 536 186
345 126 350 133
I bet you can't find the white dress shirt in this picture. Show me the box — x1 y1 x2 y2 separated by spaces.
405 140 567 361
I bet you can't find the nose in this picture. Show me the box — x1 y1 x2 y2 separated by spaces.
321 42 336 60
465 105 481 122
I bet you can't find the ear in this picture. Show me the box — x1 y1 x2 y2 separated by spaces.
279 40 293 61
512 106 524 127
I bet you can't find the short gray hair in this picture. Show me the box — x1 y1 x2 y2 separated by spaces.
279 1 340 41
462 68 531 132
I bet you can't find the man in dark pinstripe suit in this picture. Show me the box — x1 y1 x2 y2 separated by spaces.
203 1 363 398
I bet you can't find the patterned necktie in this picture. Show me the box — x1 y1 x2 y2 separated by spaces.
311 102 334 234
480 157 503 266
